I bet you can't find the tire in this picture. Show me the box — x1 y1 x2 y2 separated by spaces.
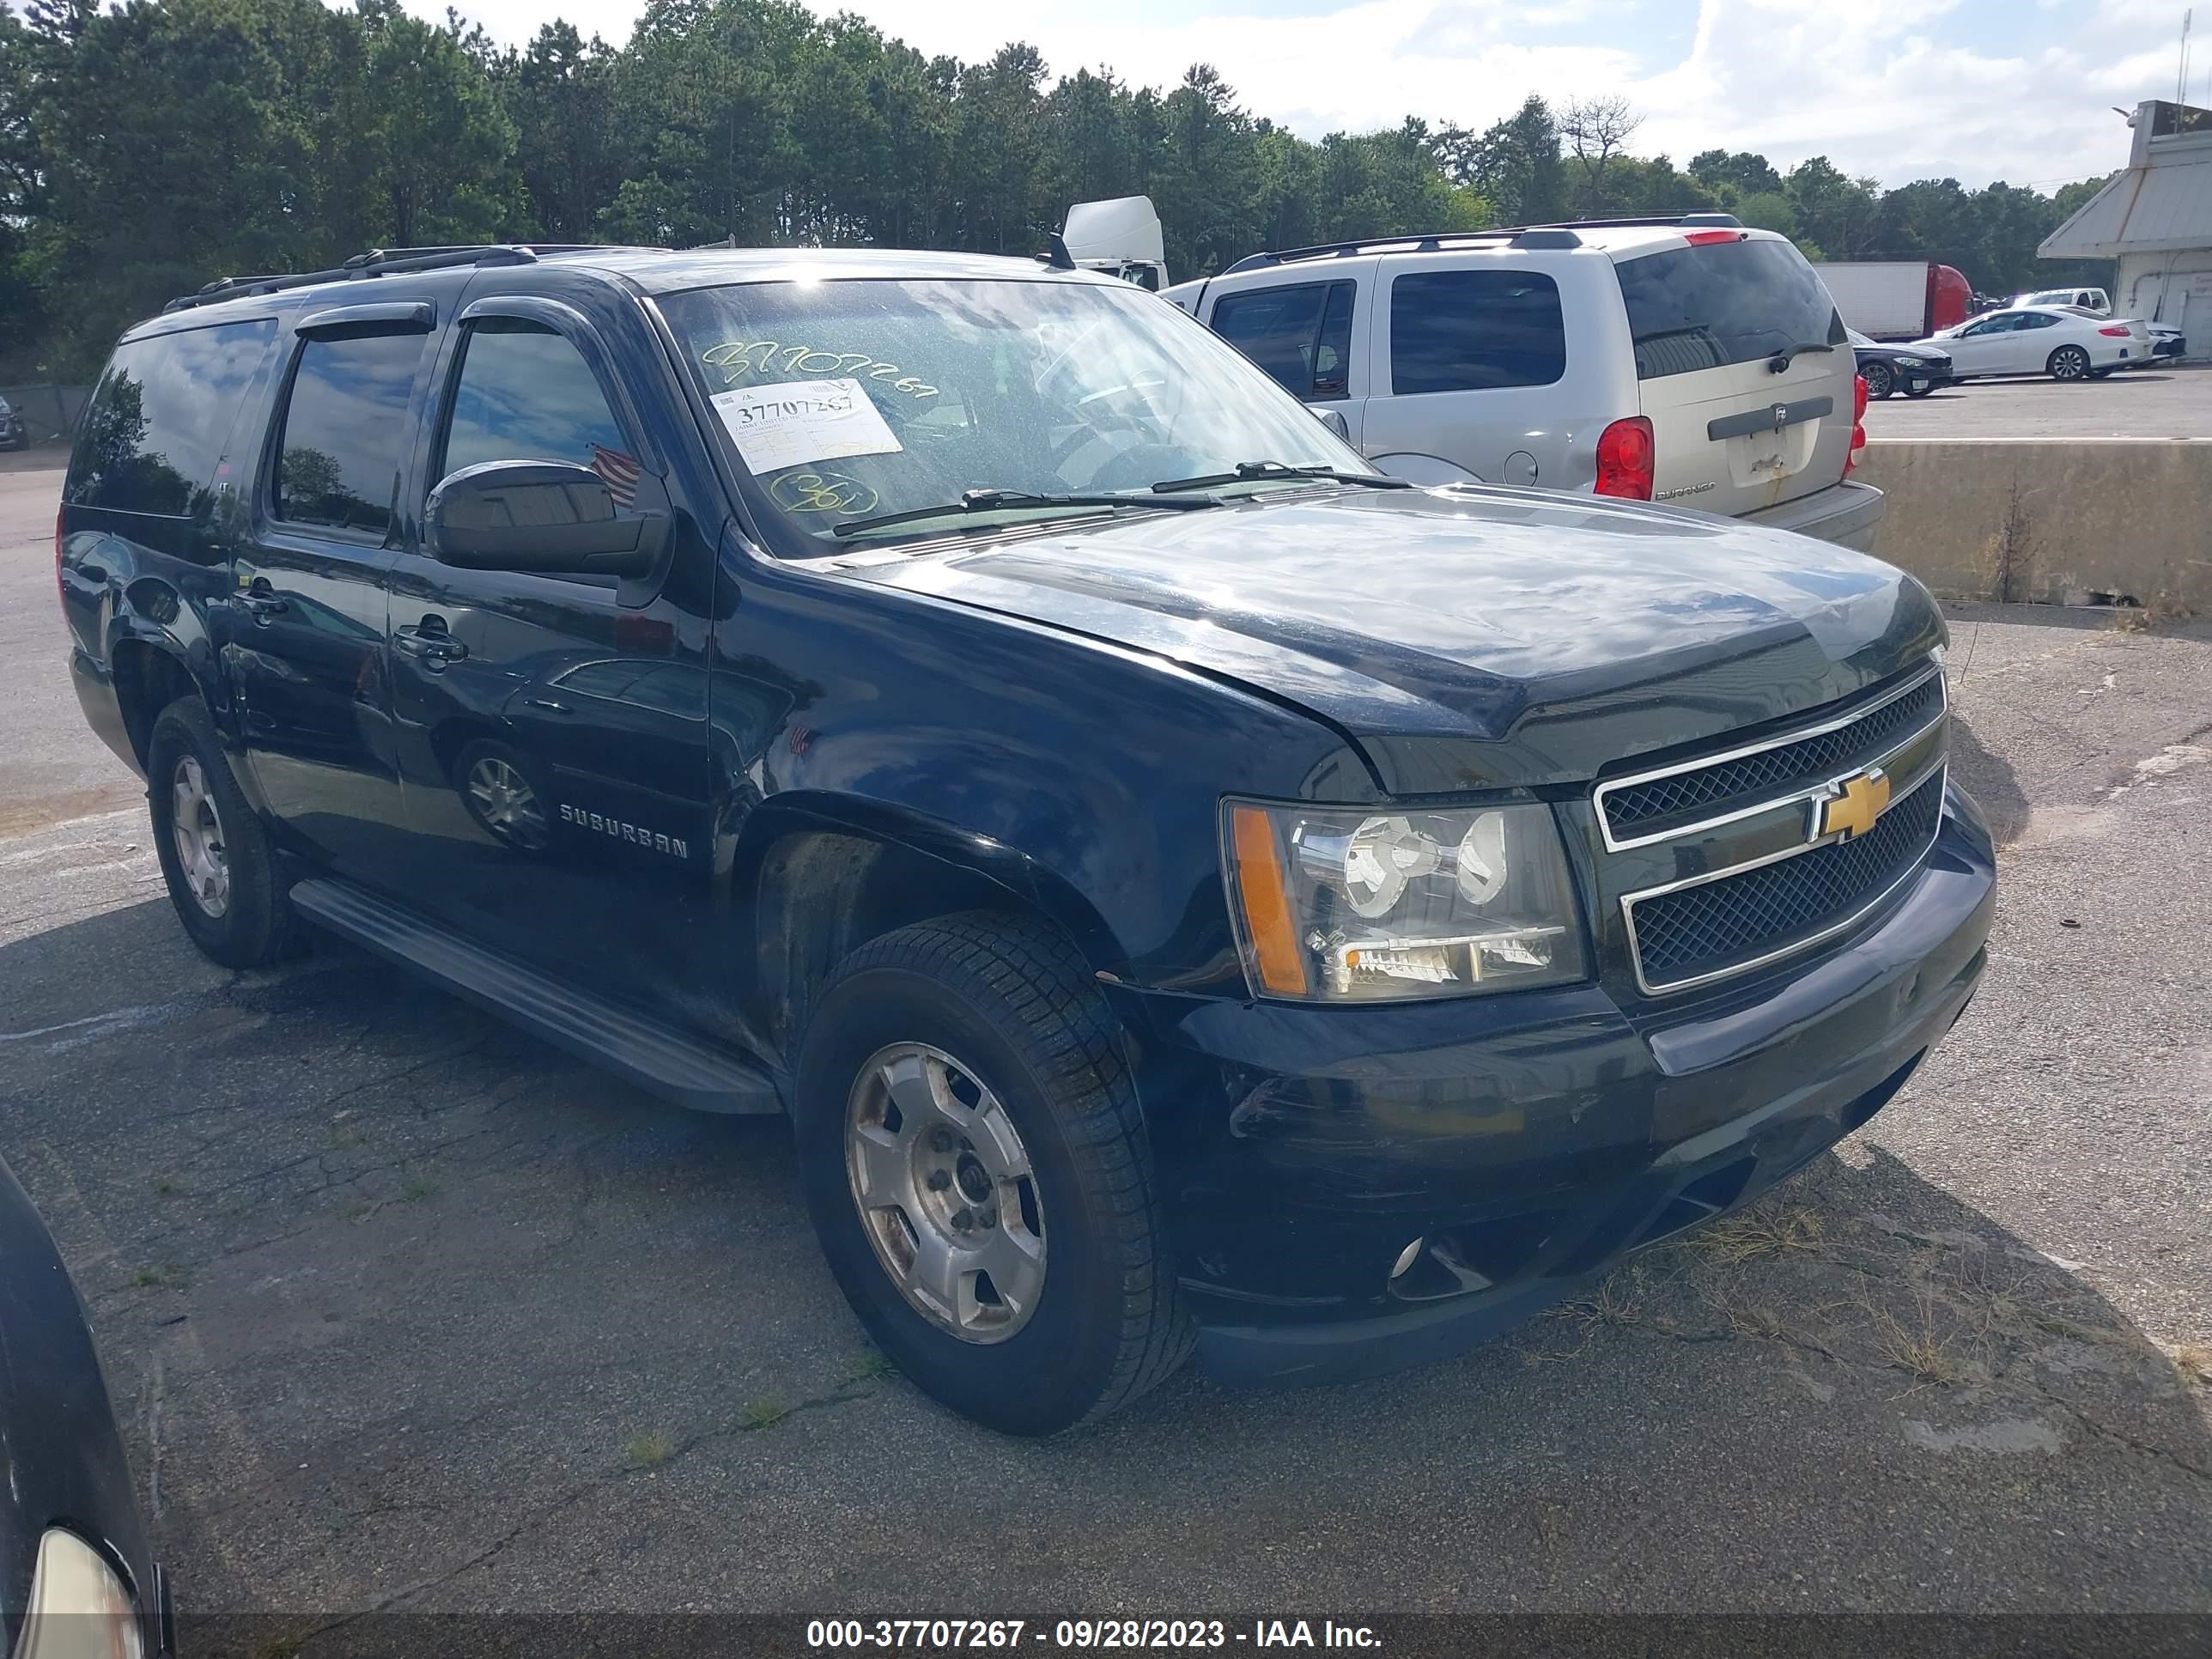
146 696 305 969
1861 361 1894 399
454 738 553 853
794 911 1194 1434
2048 345 2092 381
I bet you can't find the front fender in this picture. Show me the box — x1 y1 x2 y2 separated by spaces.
728 790 1125 978
710 548 1373 1000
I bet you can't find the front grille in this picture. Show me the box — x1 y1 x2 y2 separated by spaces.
1601 672 1945 842
1628 769 1944 992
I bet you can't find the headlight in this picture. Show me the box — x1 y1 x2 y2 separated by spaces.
1893 356 1925 368
1222 800 1586 1001
16 1529 143 1659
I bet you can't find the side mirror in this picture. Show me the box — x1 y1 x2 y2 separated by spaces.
1311 406 1352 441
427 460 668 576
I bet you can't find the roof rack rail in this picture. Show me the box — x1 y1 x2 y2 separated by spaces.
1218 211 1742 274
160 244 611 313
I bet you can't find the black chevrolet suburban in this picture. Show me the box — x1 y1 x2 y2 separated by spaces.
56 243 1994 1434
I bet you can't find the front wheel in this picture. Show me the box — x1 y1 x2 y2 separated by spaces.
1862 361 1895 399
795 913 1194 1434
2048 345 2092 381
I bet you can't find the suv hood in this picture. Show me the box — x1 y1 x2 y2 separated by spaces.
843 484 1943 793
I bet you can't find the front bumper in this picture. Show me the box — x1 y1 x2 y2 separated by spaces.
1737 477 1884 553
1114 783 1993 1387
1866 357 1952 393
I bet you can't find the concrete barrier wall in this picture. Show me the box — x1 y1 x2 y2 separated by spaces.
1856 440 2211 615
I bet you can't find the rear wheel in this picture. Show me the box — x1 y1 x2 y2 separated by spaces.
2048 345 2092 381
794 912 1194 1434
1861 361 1895 399
146 696 304 968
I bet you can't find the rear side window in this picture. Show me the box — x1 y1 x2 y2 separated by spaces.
438 320 628 481
1389 270 1565 393
66 319 276 515
1615 239 1845 380
1211 282 1356 399
274 331 427 535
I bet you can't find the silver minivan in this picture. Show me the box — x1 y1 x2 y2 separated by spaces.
1164 215 1881 550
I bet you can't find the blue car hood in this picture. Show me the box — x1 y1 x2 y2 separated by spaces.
847 483 1943 791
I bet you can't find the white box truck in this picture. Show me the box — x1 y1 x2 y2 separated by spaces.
1811 261 1973 339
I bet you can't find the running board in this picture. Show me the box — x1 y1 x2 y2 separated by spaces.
289 877 785 1115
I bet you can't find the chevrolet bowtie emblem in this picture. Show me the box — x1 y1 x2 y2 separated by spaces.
1820 768 1892 841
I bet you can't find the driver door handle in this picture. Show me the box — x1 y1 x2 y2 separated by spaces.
238 578 289 623
395 618 468 669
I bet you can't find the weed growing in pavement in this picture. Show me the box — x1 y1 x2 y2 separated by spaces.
739 1395 790 1429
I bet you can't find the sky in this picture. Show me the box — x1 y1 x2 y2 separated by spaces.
390 0 2202 194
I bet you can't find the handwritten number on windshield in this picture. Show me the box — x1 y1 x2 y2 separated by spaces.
770 471 879 515
700 340 938 399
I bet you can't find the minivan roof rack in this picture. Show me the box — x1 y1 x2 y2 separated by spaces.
1218 212 1743 274
161 244 615 313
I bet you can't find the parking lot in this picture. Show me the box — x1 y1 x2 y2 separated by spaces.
3 459 2209 1634
1863 364 2212 440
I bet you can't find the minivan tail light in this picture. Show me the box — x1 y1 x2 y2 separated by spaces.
1845 374 1869 477
1594 416 1655 500
2096 325 2130 337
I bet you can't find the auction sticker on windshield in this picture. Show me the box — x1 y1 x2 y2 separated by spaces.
711 378 903 474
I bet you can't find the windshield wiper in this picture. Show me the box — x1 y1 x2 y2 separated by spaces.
1755 331 1838 372
832 487 1223 541
1148 460 1411 493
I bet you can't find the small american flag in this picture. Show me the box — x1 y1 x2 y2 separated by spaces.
590 444 642 509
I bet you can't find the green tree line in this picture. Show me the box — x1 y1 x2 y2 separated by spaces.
0 0 2115 379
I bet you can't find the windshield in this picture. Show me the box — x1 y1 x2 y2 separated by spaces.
658 276 1370 550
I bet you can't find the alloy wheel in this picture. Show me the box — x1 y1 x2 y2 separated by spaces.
844 1042 1048 1343
170 754 230 919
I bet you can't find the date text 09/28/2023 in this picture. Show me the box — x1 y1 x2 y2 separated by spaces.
805 1620 1382 1650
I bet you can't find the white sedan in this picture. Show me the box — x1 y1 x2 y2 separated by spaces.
1916 305 2150 382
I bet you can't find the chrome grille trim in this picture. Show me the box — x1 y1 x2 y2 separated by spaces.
1594 664 1948 853
1620 764 1947 997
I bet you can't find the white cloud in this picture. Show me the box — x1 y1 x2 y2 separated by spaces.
419 0 2168 191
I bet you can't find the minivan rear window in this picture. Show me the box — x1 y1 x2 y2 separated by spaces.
1389 270 1565 393
66 319 276 515
1615 239 1844 380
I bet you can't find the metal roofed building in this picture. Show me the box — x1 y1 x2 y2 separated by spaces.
2040 100 2212 356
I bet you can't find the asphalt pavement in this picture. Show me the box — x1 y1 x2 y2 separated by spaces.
1863 363 2212 441
2 462 2207 1634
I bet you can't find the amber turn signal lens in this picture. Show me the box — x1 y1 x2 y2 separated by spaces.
1229 805 1309 996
